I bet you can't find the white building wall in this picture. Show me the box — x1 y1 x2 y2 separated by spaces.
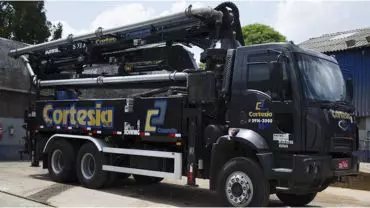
358 116 370 162
358 117 370 140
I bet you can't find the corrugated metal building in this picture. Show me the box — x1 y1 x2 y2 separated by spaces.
0 38 33 160
300 28 370 161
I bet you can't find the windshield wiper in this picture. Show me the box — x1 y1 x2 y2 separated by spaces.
308 100 340 110
334 100 347 105
309 99 353 111
334 100 355 111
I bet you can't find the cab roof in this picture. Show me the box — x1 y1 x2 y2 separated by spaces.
238 42 338 64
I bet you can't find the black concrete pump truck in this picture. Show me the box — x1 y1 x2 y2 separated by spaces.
9 2 359 207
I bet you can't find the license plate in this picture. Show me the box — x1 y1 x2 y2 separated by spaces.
337 159 350 169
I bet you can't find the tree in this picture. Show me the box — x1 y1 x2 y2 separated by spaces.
0 2 15 38
198 62 205 69
51 22 63 40
0 1 63 44
242 23 286 46
11 1 51 44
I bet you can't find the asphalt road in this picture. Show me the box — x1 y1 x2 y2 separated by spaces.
0 161 369 207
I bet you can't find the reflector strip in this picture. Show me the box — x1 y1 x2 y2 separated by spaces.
140 132 150 136
114 131 122 135
169 133 182 138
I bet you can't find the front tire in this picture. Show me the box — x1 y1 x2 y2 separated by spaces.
217 157 269 207
276 192 317 206
76 142 108 189
47 139 76 182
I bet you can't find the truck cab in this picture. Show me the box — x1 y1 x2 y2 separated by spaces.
209 42 358 205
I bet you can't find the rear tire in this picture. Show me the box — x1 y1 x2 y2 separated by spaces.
217 157 270 207
76 142 108 189
133 175 163 184
276 192 317 206
47 139 76 182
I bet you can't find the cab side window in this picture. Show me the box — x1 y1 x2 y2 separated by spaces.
247 63 271 96
247 52 292 100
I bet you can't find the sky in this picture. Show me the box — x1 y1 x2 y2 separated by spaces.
44 0 370 43
44 0 370 62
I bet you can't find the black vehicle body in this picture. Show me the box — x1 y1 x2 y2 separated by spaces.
212 43 358 194
30 43 359 196
10 2 358 206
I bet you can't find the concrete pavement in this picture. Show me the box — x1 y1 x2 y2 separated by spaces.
361 162 370 173
0 161 369 207
0 191 49 207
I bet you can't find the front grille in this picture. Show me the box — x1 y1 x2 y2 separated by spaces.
330 137 354 153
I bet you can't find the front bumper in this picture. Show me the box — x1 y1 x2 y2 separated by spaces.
293 155 359 178
275 154 359 194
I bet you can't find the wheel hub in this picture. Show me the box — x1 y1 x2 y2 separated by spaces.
81 153 96 180
225 171 253 206
51 149 64 174
231 183 243 197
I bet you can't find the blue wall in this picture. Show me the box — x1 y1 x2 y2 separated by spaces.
328 48 370 117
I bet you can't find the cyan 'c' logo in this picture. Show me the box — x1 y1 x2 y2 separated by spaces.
338 120 349 131
145 100 167 132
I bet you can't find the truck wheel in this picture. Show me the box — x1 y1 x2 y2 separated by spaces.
48 139 76 182
217 157 269 207
76 142 108 189
276 192 317 206
133 175 163 184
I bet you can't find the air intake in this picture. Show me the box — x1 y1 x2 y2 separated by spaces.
366 36 370 43
345 39 356 47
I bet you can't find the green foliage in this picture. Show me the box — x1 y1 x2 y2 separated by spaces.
51 22 63 40
198 62 205 69
242 23 286 46
0 1 63 44
0 2 14 38
10 1 50 44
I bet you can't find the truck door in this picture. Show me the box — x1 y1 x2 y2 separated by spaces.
229 47 302 152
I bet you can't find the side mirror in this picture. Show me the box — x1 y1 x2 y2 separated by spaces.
346 78 354 102
269 61 283 100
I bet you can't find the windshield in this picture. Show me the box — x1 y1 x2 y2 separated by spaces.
297 53 347 102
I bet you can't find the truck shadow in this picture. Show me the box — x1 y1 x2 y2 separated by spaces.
29 173 315 207
27 183 74 204
29 173 55 181
105 179 221 207
331 172 370 192
99 179 297 207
